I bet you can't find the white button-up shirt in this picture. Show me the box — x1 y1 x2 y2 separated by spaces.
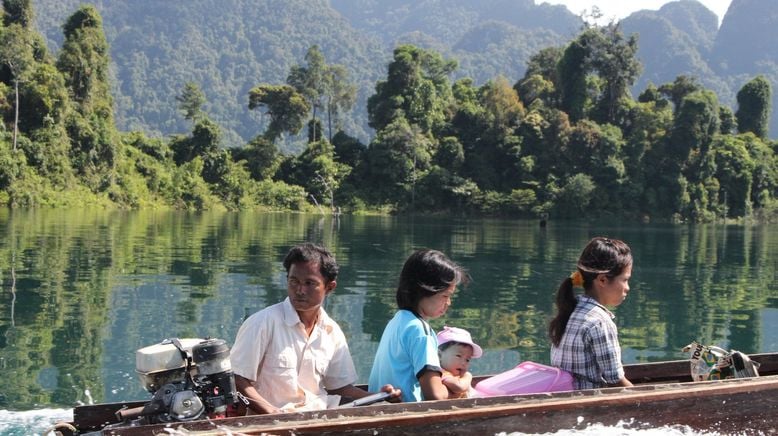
230 297 358 411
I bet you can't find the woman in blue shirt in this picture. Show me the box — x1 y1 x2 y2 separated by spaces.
369 249 468 402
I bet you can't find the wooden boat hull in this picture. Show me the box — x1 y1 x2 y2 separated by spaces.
72 353 778 435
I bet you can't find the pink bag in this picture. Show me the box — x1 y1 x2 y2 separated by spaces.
473 361 574 397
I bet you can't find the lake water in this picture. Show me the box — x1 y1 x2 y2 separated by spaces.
0 209 776 435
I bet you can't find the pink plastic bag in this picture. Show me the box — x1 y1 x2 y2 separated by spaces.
473 361 574 397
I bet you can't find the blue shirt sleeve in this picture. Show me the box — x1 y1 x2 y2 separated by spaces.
369 310 443 402
405 324 442 379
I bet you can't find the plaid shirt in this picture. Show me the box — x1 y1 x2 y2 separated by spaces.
550 295 625 389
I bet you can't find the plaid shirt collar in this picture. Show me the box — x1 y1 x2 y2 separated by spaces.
578 294 615 320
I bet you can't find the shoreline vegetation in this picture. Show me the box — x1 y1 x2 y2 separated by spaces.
1 3 776 222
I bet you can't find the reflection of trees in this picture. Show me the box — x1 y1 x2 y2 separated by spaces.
338 215 410 343
0 209 111 409
357 218 776 375
0 209 775 409
640 225 776 352
0 209 353 408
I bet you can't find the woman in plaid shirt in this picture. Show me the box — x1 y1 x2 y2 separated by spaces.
548 237 634 389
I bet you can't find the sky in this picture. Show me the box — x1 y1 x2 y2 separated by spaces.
535 0 733 25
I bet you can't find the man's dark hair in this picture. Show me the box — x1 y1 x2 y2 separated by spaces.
283 243 339 282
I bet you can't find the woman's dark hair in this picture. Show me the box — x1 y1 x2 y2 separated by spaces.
396 249 468 311
283 243 339 282
548 237 632 347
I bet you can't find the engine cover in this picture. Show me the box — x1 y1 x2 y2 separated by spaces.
136 338 206 392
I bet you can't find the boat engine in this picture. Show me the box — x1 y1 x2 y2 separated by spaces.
112 338 240 427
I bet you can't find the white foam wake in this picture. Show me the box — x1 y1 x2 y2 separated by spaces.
0 409 74 436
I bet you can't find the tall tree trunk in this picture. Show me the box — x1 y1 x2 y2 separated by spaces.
312 105 317 143
13 79 19 152
327 96 333 143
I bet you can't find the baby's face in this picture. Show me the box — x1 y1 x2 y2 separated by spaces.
440 343 473 376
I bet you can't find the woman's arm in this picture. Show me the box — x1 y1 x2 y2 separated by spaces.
610 376 633 387
418 370 450 400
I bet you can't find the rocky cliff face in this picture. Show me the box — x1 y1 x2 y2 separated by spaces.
713 0 778 74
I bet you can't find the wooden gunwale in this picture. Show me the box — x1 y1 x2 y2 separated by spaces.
119 375 778 435
77 352 778 435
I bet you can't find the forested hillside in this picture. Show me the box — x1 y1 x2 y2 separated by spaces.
330 0 580 43
33 0 388 147
1 0 776 222
32 0 578 147
330 0 578 85
621 0 778 137
29 0 778 141
621 1 722 93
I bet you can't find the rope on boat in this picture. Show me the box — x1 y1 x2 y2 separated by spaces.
43 421 77 436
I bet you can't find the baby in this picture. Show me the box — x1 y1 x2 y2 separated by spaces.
436 326 482 399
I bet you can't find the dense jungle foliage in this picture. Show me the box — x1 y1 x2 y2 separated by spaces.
29 0 778 144
0 0 776 221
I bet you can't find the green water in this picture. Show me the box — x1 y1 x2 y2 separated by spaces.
0 209 776 412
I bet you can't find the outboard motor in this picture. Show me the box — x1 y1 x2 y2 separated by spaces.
191 338 237 418
109 338 240 428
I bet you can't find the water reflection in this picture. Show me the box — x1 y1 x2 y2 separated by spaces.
0 209 776 410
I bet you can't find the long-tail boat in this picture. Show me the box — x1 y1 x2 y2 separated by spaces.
58 351 778 435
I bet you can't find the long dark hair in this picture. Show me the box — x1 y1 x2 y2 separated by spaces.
548 237 632 347
396 249 468 312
